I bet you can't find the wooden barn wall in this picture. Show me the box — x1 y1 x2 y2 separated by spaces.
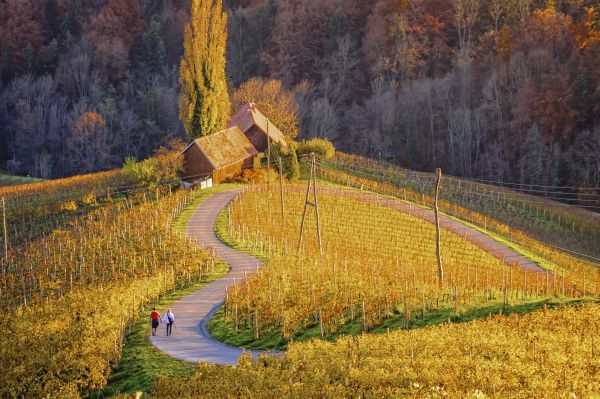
182 145 214 180
244 126 268 153
212 160 247 184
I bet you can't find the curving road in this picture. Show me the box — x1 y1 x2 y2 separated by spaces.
150 189 265 365
150 187 543 365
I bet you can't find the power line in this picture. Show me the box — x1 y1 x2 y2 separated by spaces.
315 162 600 264
335 156 600 192
323 160 600 210
446 174 600 191
444 176 600 197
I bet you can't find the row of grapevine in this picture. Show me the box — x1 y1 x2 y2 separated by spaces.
0 169 129 251
329 153 600 259
318 165 600 293
216 186 594 342
0 187 225 398
152 303 600 398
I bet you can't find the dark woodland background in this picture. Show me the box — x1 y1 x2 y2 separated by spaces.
0 0 599 192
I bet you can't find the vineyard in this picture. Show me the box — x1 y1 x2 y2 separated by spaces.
2 152 599 398
153 303 600 398
0 169 129 250
329 153 600 260
318 159 600 292
0 179 228 398
206 183 599 350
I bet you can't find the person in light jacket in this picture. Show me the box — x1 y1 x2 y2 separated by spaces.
163 309 175 336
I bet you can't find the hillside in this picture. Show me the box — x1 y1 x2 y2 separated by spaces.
0 155 598 397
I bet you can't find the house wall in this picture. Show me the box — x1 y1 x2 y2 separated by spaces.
244 126 269 152
212 157 253 184
182 144 214 181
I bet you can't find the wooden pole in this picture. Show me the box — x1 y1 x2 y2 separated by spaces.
433 168 444 286
2 197 7 275
297 153 322 254
267 120 271 188
297 154 313 251
312 154 323 255
278 157 285 221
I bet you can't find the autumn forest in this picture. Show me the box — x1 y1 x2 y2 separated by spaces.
1 0 599 192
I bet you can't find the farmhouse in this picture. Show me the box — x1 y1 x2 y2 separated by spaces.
228 103 288 152
180 126 258 185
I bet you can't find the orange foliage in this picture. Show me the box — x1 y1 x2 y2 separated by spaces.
571 7 600 49
74 111 106 133
363 0 454 79
89 0 146 50
513 9 576 60
0 0 46 68
515 76 576 143
495 25 512 60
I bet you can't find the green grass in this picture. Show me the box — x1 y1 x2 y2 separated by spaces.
92 184 242 398
213 207 268 262
207 297 599 351
90 277 226 398
0 171 45 186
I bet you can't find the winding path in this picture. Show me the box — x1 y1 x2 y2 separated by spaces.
150 187 543 366
150 189 265 365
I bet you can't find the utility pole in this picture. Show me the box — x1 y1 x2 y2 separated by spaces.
433 168 444 286
298 153 322 255
278 157 285 221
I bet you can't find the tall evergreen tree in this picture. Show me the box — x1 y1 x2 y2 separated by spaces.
179 0 230 139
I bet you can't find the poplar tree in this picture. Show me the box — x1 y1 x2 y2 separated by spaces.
179 0 230 139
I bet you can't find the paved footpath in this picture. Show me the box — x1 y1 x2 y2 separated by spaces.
150 189 266 365
150 187 543 366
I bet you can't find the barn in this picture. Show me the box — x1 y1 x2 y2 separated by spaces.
180 126 258 185
228 103 288 152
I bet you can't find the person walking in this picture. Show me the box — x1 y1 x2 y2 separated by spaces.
150 307 162 336
163 309 175 336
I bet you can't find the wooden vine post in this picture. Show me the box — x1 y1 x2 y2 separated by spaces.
278 157 285 221
266 119 271 188
297 153 323 255
2 197 7 275
433 168 444 286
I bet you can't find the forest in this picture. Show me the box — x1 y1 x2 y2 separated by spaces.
0 0 599 193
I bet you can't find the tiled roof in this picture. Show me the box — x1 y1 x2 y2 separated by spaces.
228 103 288 147
187 126 258 169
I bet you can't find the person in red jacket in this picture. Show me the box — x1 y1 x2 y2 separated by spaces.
150 307 162 336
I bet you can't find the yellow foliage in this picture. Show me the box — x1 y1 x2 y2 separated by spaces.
152 304 600 398
179 0 230 138
223 186 567 338
1 188 220 397
82 191 97 205
60 200 78 211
